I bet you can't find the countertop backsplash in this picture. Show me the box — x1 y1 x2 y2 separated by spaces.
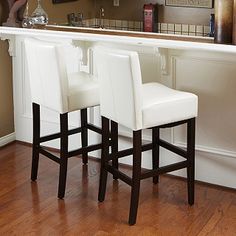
82 18 211 37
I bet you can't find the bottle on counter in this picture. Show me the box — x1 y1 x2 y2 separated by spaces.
22 2 34 28
31 0 48 27
233 0 236 45
209 14 215 37
214 0 234 44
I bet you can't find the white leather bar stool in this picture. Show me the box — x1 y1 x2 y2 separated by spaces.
94 47 198 225
24 38 101 199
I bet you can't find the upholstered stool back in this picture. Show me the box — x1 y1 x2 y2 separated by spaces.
95 48 143 131
25 38 69 114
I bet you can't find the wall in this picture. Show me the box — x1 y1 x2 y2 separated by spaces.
95 0 214 25
0 3 14 138
29 0 95 23
0 40 14 138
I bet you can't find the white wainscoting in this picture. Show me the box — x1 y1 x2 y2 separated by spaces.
8 35 236 189
168 50 236 188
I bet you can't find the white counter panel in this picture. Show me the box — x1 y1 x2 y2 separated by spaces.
1 27 236 189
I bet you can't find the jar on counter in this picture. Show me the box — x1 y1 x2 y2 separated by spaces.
214 0 234 44
31 0 48 27
233 0 236 45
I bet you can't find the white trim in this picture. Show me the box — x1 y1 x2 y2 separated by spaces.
3 26 236 55
174 141 236 159
0 133 16 147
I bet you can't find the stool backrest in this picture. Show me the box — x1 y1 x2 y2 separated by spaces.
95 47 142 130
24 38 69 113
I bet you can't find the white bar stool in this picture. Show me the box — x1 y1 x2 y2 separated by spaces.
94 47 198 225
24 38 101 199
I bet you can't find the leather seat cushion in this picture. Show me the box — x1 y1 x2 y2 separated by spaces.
68 72 100 111
142 83 198 129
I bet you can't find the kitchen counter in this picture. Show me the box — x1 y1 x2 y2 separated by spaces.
2 25 236 55
0 25 236 189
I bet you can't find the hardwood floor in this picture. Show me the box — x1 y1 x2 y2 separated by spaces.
0 142 235 235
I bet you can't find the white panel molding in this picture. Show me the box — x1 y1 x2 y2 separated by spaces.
119 126 236 160
21 40 30 118
171 56 177 89
157 48 169 75
170 126 236 159
170 53 236 159
170 51 236 69
0 133 16 147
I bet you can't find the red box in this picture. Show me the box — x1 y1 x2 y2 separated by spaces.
143 4 158 32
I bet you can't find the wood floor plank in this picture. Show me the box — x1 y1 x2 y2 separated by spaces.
0 143 235 235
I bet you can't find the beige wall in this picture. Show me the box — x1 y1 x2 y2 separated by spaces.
95 0 214 25
0 40 14 138
0 2 14 138
29 0 95 23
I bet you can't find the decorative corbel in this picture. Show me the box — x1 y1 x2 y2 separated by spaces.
72 40 93 73
0 34 16 57
155 47 169 75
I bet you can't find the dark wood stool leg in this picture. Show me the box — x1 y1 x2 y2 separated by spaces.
129 130 142 225
81 108 88 164
152 127 160 184
111 121 118 180
58 113 69 199
187 118 196 205
31 103 40 181
98 116 110 202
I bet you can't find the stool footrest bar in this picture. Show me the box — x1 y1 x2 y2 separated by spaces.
106 164 132 186
141 160 188 180
159 139 187 159
87 123 102 134
68 127 82 136
39 127 82 143
108 143 153 161
39 147 61 164
68 143 102 157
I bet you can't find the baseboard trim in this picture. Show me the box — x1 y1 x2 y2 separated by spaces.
0 133 16 147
